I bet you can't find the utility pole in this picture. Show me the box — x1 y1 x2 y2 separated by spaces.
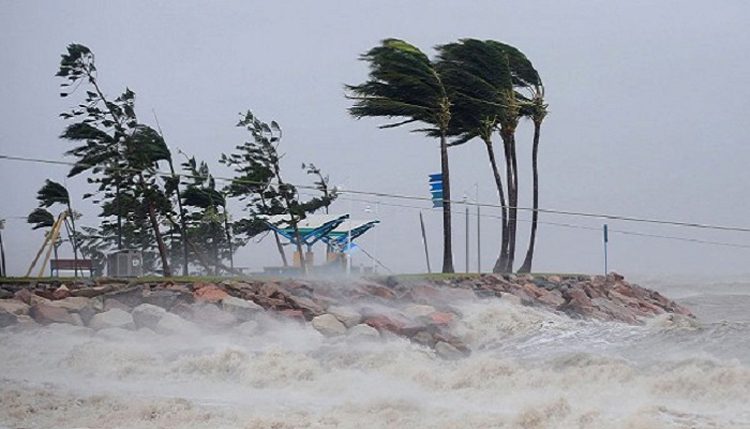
419 211 432 274
475 183 480 273
464 195 469 273
603 224 609 275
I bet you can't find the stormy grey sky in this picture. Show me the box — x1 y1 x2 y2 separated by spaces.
1 1 749 277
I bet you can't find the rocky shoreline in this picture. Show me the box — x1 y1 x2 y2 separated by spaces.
0 273 693 359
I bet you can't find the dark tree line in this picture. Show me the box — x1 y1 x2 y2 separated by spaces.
28 44 335 277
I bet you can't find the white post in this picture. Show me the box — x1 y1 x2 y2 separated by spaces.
347 192 352 276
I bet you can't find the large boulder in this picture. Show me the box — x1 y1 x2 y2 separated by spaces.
88 308 135 330
435 341 464 360
327 306 361 328
286 295 324 318
0 299 30 316
194 284 228 303
0 308 17 328
191 303 237 327
154 312 198 335
71 285 114 298
221 295 262 322
14 289 33 305
311 314 346 336
131 303 167 331
142 289 192 309
537 290 566 308
47 296 98 312
102 284 146 308
30 302 76 325
52 284 71 299
403 305 437 318
347 324 381 341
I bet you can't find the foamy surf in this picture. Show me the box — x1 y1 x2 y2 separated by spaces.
2 284 750 428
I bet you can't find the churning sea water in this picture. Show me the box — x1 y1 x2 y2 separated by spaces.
1 278 749 429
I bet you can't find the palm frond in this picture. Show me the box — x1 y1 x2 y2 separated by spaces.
28 208 55 230
36 180 70 207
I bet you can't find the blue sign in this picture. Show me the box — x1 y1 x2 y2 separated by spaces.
429 173 443 208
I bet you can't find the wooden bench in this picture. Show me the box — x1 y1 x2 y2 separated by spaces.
50 259 94 277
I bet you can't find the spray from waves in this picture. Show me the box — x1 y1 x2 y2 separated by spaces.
2 293 750 428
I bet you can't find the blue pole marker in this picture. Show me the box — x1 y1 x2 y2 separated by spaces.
603 224 609 275
429 173 443 208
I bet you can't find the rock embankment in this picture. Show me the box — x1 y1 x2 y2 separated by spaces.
0 273 692 358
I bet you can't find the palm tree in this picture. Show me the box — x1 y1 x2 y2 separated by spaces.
35 180 81 275
0 218 7 277
347 39 455 273
517 89 548 273
436 39 515 274
489 42 547 273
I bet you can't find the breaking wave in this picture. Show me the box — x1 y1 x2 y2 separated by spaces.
2 283 750 428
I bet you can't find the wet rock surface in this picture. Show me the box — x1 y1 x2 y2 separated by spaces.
0 273 693 358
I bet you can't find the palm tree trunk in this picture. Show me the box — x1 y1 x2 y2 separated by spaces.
223 204 234 272
519 120 542 273
439 132 455 273
496 132 514 272
482 138 509 274
0 228 6 277
139 173 172 277
167 158 189 276
146 200 172 277
506 133 519 272
273 231 288 266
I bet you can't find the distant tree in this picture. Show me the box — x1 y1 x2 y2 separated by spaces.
347 39 455 273
221 110 337 272
180 155 242 274
56 43 173 276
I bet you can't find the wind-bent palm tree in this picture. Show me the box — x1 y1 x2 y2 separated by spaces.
517 89 548 273
483 41 544 273
347 39 455 273
0 218 6 277
436 38 515 273
34 180 81 275
490 42 547 273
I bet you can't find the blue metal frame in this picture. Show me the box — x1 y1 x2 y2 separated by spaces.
321 220 380 252
263 214 349 248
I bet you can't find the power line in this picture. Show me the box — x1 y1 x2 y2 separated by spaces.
3 152 750 234
328 194 750 250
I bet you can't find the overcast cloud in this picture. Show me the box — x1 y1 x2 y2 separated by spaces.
1 1 749 277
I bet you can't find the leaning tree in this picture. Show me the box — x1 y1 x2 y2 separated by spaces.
347 38 455 273
56 43 174 276
436 38 515 273
221 110 336 273
28 180 82 275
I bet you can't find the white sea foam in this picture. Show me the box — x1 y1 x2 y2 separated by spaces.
2 281 750 428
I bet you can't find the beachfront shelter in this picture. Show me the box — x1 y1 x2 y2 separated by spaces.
261 213 379 267
261 214 350 248
320 219 380 252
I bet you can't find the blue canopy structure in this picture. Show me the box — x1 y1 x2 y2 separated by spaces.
262 213 379 252
320 219 380 252
262 214 350 248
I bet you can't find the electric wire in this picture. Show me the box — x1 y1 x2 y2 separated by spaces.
3 152 750 239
